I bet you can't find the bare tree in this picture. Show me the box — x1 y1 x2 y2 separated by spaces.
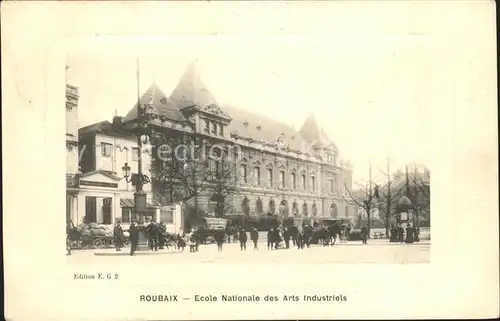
207 155 239 217
343 180 382 236
149 131 239 222
408 169 431 226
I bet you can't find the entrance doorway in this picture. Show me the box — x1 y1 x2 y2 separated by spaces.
85 196 112 224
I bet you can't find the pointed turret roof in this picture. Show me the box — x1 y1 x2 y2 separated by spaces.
122 83 184 123
299 113 335 149
170 60 218 108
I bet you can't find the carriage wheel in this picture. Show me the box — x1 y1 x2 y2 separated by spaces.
92 239 103 249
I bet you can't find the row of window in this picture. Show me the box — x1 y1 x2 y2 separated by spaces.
239 164 343 194
101 142 139 161
203 118 225 136
239 165 318 191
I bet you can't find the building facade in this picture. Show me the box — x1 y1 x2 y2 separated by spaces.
115 62 356 225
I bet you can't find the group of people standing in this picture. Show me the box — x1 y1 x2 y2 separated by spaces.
390 223 419 243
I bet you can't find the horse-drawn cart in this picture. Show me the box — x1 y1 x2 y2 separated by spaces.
68 221 129 249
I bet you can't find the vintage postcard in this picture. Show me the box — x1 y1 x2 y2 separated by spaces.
2 1 498 320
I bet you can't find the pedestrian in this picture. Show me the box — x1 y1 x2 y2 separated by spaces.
267 228 274 250
158 222 168 250
193 228 200 252
215 229 225 251
239 228 248 251
283 227 291 249
405 223 415 244
297 225 304 249
250 227 259 250
177 227 186 251
146 222 157 251
188 232 197 252
360 226 368 244
398 224 405 243
66 221 73 256
291 225 298 246
274 227 282 249
113 221 124 251
128 221 139 256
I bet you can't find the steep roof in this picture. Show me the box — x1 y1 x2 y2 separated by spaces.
222 104 314 153
170 60 218 109
299 113 335 149
122 83 185 123
79 120 135 139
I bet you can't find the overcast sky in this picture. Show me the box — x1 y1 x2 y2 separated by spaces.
66 4 432 182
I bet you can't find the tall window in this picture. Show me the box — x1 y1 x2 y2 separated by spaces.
211 122 217 135
301 174 306 190
215 160 221 179
240 164 247 183
254 167 261 185
279 170 285 188
291 173 296 189
311 176 316 192
329 178 334 193
267 168 273 187
101 143 112 157
131 147 139 161
204 119 210 133
219 124 224 136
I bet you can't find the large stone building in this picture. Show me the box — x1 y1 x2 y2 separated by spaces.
117 62 356 224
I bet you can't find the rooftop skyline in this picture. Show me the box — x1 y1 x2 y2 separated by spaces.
66 37 431 182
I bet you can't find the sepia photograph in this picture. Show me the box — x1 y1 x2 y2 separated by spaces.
3 1 497 320
65 41 431 264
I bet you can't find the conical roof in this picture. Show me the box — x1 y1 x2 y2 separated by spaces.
299 113 335 149
170 60 218 108
122 83 184 123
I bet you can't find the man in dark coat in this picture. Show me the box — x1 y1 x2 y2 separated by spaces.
405 223 415 243
215 229 225 251
157 222 167 249
146 222 158 251
390 224 397 242
267 228 274 250
128 221 139 256
397 224 405 243
360 226 368 244
113 222 125 251
239 228 248 251
283 227 291 249
250 227 259 250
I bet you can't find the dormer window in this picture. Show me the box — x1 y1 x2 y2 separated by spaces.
211 122 217 135
243 121 249 127
219 124 224 136
256 125 262 131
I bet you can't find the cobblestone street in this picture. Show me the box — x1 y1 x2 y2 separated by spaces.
67 240 430 264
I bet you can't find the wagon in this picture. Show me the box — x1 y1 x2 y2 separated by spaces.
69 230 129 249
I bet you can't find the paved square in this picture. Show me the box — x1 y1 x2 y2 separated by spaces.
67 240 430 264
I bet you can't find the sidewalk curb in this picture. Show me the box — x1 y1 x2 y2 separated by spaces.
94 250 184 256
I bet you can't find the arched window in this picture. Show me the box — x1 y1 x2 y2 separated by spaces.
268 199 276 215
330 203 338 218
279 200 289 217
256 198 263 215
292 200 299 216
312 202 318 217
302 202 308 216
241 197 250 216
